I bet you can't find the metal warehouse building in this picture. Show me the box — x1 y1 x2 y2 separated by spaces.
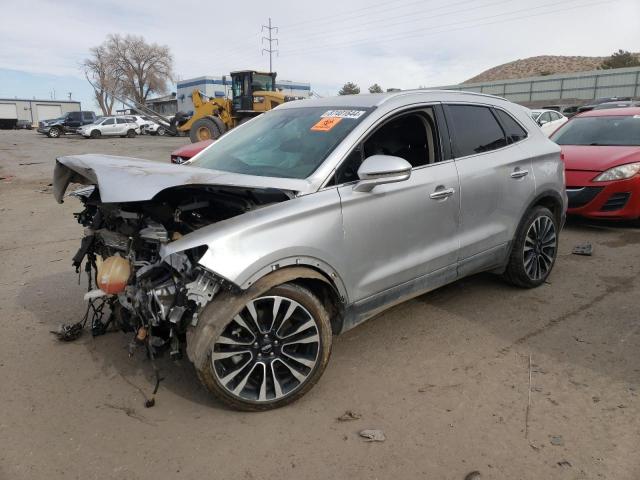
176 76 311 113
430 65 640 107
0 98 81 128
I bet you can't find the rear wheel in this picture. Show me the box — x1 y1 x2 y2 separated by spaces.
195 283 332 411
189 118 222 143
503 206 558 288
126 129 136 138
156 126 166 136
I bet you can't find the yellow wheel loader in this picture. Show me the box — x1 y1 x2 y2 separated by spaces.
87 70 294 143
174 70 291 143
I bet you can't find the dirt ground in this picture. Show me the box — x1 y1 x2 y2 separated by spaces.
0 130 638 480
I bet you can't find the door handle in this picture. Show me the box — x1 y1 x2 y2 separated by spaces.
429 187 455 200
510 168 529 179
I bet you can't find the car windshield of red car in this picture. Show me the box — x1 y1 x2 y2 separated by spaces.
551 115 640 147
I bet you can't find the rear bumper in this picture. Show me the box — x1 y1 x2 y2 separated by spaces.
565 170 640 220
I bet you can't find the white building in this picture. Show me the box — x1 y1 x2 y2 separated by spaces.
176 75 311 113
0 98 81 128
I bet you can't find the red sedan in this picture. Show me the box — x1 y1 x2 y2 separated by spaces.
551 107 640 220
170 139 213 164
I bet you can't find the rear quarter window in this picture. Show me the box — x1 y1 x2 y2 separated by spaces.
446 104 507 157
494 109 527 144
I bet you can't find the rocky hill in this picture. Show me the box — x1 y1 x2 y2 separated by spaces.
463 55 611 84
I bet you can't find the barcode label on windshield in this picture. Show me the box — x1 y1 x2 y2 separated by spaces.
321 110 366 119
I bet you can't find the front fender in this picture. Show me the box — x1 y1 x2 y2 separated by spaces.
161 188 350 302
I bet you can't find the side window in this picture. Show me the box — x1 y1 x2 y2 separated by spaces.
540 112 552 123
333 109 439 185
116 118 127 124
446 105 507 157
494 109 527 144
103 118 115 125
82 112 93 121
68 112 81 120
550 112 562 121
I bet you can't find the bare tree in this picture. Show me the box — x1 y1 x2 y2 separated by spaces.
82 44 119 116
106 34 174 104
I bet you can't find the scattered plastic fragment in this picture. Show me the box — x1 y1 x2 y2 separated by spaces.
359 429 386 442
572 243 593 256
464 472 482 480
337 410 362 422
550 435 564 446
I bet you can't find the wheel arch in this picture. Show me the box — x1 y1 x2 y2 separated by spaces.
494 189 565 275
187 265 344 370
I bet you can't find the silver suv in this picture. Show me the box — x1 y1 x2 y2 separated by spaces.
53 90 566 410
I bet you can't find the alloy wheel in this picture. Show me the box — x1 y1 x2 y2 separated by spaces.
523 215 557 281
211 295 321 403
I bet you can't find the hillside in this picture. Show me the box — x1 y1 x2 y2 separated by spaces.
463 55 611 84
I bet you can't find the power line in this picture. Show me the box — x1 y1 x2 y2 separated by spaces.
279 0 509 45
262 17 279 73
281 0 610 57
282 0 428 31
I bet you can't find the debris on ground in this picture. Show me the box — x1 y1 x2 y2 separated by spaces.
464 471 482 480
337 410 362 422
359 429 386 442
557 460 572 468
550 435 564 446
572 243 593 256
51 322 85 341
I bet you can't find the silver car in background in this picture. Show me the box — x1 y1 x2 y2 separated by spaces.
53 90 566 410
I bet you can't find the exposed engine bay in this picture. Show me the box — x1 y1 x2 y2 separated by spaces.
68 183 291 358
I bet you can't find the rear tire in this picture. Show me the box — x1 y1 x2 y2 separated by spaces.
126 129 136 138
189 118 222 143
194 283 333 411
503 206 558 288
156 127 166 136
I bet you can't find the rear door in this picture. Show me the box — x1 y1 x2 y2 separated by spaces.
116 117 129 134
336 105 460 302
444 104 534 273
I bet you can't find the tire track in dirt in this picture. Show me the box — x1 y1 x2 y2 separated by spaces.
499 275 635 355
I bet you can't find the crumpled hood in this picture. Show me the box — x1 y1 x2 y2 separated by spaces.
561 145 640 172
53 154 313 204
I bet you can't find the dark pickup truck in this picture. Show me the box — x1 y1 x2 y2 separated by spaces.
37 111 96 138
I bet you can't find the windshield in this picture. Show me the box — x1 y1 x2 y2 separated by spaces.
189 106 372 179
551 115 640 146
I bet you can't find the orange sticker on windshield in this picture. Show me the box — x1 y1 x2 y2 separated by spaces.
311 117 342 131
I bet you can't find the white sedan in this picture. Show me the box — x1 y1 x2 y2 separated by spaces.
529 109 568 136
77 117 140 139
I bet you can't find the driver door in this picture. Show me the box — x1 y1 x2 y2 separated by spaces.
336 106 460 303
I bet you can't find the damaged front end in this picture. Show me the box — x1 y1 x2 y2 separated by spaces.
56 155 295 361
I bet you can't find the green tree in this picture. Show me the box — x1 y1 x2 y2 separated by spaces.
338 82 361 95
368 83 383 93
600 50 640 70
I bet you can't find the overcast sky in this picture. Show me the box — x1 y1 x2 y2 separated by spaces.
1 0 638 111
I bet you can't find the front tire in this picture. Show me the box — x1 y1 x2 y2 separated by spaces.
195 283 332 411
189 118 222 143
90 129 101 139
48 127 61 138
503 206 558 288
156 127 166 136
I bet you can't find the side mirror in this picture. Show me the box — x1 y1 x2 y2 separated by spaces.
353 155 412 192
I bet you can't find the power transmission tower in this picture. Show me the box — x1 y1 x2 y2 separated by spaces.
261 18 279 73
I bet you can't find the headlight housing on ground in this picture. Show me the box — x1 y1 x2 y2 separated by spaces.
592 162 640 182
